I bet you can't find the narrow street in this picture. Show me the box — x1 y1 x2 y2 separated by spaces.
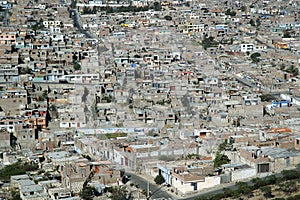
125 172 174 200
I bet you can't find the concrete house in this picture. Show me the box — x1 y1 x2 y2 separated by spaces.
239 145 300 174
171 165 220 195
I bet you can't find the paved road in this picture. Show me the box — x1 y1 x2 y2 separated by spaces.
125 171 240 200
125 171 263 200
125 172 173 200
178 184 237 200
71 9 95 39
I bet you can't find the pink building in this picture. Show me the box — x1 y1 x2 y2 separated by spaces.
0 32 16 45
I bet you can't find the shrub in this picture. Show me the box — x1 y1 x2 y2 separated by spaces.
250 52 261 63
213 151 230 168
164 15 172 21
154 174 165 185
0 161 39 182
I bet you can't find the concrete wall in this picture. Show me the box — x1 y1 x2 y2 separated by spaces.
272 156 300 172
0 130 10 149
231 168 256 181
198 176 220 190
172 177 197 194
172 176 220 194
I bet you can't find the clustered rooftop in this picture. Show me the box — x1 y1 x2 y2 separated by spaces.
1 0 300 199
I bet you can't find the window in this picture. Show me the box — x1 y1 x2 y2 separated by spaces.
286 157 290 167
257 163 270 173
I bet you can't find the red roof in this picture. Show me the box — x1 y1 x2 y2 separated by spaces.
267 128 291 133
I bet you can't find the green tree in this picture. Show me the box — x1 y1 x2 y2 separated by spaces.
71 0 77 9
240 5 247 12
260 94 276 102
164 15 172 21
249 19 256 26
283 30 292 38
80 170 95 200
285 65 299 76
0 161 38 182
10 132 18 149
218 141 232 151
80 186 94 200
154 174 165 185
213 151 230 168
73 63 81 71
250 52 261 63
153 2 161 11
202 36 215 50
225 9 236 16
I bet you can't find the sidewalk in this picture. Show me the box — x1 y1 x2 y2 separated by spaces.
136 172 182 200
135 171 239 200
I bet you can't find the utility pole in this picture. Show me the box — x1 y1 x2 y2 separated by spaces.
146 182 167 200
147 181 150 200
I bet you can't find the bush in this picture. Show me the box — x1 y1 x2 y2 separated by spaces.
213 151 230 168
73 63 81 71
285 65 299 76
186 153 201 160
265 174 277 185
260 94 277 102
11 188 21 200
250 52 261 63
0 161 39 182
158 155 176 162
80 185 94 200
202 36 216 50
282 169 300 181
261 186 274 198
280 180 298 194
236 182 252 195
251 177 266 189
164 15 172 21
154 174 165 185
